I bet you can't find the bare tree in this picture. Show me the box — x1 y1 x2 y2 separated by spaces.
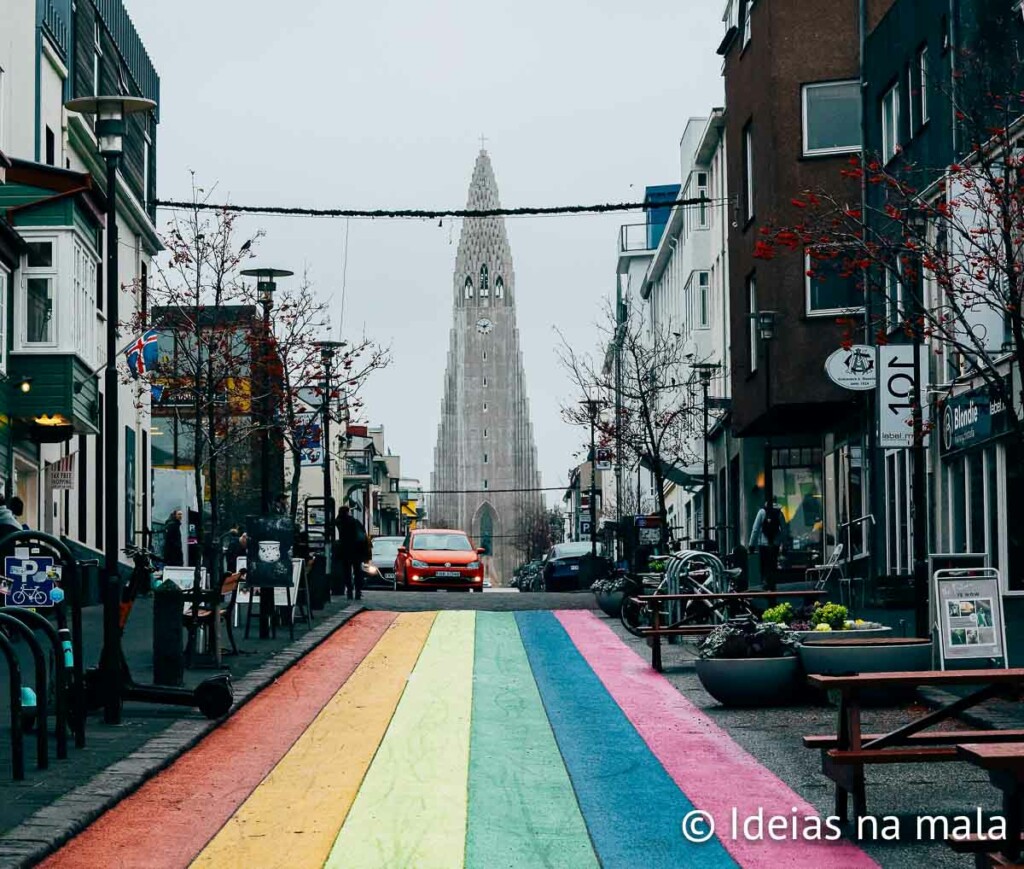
558 294 700 547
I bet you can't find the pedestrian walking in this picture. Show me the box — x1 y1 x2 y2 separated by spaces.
748 498 786 591
162 509 184 567
0 496 23 539
224 524 247 575
335 506 367 600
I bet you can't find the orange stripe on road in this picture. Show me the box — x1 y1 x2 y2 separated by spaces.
40 611 396 869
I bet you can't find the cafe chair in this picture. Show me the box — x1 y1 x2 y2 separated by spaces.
805 543 845 595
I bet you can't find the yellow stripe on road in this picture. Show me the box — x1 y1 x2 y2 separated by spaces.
190 612 436 869
327 610 476 869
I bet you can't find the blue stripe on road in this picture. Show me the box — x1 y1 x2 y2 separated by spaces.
514 611 738 869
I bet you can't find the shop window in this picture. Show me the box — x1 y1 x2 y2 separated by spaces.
1007 443 1024 591
886 451 913 574
769 447 824 566
802 81 861 156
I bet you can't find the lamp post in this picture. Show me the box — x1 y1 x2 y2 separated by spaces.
65 95 156 726
756 311 778 508
692 363 721 545
580 387 602 559
314 340 345 574
241 267 292 640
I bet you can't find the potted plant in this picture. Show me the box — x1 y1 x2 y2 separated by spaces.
694 621 802 707
590 574 635 618
772 602 891 642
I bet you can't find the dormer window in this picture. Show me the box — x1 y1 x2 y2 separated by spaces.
464 276 473 299
495 276 504 299
479 264 489 297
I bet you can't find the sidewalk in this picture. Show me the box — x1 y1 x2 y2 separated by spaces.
0 592 362 868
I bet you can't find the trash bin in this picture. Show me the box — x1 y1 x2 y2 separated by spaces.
308 555 329 610
153 581 184 687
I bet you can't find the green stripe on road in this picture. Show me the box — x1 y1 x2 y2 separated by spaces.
466 613 598 869
327 611 475 869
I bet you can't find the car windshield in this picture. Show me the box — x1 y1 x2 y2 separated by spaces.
412 533 473 552
553 543 596 559
372 538 403 558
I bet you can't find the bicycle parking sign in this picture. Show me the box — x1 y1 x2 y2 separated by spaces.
2 553 61 607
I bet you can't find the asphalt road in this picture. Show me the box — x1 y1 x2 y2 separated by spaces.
359 588 598 611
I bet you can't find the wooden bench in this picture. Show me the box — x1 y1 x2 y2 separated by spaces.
633 590 826 672
805 669 1024 823
954 743 1024 867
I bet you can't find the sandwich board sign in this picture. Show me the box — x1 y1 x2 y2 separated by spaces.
934 566 1007 669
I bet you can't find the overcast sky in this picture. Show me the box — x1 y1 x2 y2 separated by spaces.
130 0 725 503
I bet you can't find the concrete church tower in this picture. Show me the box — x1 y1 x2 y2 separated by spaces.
430 149 543 585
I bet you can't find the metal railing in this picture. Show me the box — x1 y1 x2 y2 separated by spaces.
619 223 653 253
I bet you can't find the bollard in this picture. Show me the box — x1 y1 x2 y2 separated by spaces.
153 581 184 687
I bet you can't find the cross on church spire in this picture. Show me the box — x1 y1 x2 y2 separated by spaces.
479 133 488 151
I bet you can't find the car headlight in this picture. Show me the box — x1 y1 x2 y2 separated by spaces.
411 559 429 569
467 561 480 570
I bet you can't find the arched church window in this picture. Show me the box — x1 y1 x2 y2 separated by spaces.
464 277 474 299
495 277 504 299
479 264 489 297
480 508 493 554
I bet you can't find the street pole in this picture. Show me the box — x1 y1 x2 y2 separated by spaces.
589 407 597 559
911 314 929 637
102 151 121 725
614 279 624 562
315 341 345 575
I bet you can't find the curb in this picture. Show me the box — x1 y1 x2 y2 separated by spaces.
0 604 367 869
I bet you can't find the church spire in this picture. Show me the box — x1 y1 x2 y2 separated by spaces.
454 150 513 308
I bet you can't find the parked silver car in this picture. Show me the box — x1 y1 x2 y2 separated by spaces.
362 536 405 589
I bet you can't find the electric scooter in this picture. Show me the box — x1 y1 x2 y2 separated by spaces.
85 546 233 719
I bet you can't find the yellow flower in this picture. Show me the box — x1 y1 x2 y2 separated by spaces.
815 623 833 632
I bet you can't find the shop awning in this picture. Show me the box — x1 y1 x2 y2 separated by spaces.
639 455 707 490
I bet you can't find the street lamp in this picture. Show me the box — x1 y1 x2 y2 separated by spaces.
314 339 346 576
241 267 292 640
580 386 602 559
241 268 292 513
65 95 156 726
691 363 721 545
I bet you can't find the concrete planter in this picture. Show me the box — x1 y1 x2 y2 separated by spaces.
798 638 932 705
695 656 802 707
789 627 892 642
594 590 625 618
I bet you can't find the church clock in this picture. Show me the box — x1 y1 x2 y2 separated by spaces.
476 317 494 334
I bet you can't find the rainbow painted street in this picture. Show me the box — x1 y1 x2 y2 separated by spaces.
42 611 876 868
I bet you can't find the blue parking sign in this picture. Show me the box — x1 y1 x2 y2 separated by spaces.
2 555 61 607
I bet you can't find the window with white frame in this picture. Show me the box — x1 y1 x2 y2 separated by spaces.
802 81 861 156
93 22 101 98
881 82 901 163
919 46 929 125
805 248 863 314
23 240 56 345
72 239 97 365
907 64 915 137
742 0 752 47
743 123 754 223
697 271 710 328
747 273 758 371
696 172 709 228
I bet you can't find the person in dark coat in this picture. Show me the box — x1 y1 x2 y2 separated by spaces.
335 506 366 600
224 524 247 575
162 510 184 567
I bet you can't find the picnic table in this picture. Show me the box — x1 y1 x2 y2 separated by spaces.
635 589 825 671
804 669 1024 823
954 743 1024 866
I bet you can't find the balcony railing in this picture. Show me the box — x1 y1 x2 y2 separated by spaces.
619 223 653 254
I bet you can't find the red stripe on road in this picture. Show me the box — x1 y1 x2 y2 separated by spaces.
555 611 878 868
41 610 396 869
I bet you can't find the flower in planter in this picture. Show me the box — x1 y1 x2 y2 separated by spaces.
815 623 833 632
762 602 795 625
809 602 849 630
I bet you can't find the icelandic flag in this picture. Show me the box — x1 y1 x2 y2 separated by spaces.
125 330 160 379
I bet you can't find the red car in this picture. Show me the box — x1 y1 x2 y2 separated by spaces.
395 529 485 592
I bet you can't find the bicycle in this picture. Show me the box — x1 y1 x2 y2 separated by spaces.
620 550 754 638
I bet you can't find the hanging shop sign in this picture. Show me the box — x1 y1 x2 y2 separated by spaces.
294 411 323 466
934 567 1007 668
877 345 930 449
940 379 1011 456
824 345 876 391
47 453 76 490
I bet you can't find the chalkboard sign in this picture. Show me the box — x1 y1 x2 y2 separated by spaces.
245 516 295 588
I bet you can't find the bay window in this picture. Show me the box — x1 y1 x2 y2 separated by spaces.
24 240 56 345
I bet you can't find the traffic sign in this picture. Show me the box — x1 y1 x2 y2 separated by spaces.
1 553 62 607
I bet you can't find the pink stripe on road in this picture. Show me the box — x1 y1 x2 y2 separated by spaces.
555 611 878 869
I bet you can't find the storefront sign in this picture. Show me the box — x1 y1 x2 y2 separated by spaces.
635 514 661 545
935 567 1007 667
877 345 930 449
941 380 1011 455
825 345 876 391
47 454 75 490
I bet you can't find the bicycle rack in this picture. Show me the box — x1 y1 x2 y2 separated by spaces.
0 607 68 761
0 613 48 771
0 631 24 779
0 531 87 750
